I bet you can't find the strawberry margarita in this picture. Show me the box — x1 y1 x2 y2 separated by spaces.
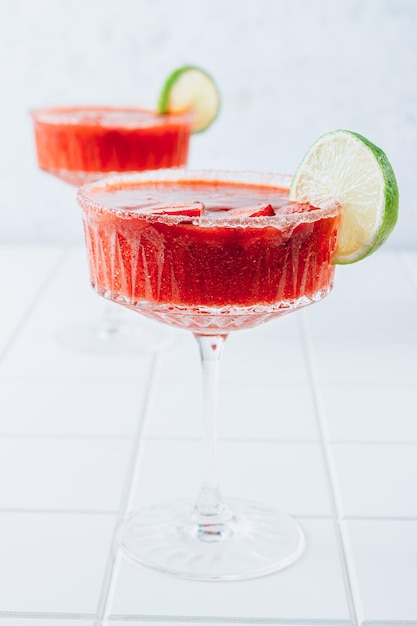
78 170 340 333
74 126 396 581
31 106 193 186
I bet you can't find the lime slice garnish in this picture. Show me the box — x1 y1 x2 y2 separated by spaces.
157 65 220 133
289 129 399 264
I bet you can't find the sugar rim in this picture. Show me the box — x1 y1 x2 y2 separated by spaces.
30 105 194 128
77 168 341 228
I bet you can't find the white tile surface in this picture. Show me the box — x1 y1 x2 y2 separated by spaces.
343 519 417 624
0 621 93 626
159 327 311 385
222 321 310 385
22 248 156 333
304 253 417 389
148 380 319 441
309 340 417 385
319 382 417 443
132 440 332 516
111 519 351 622
0 246 63 337
330 443 417 518
0 438 130 511
332 251 417 303
307 299 417 343
0 512 115 614
1 246 416 623
0 330 155 380
0 379 144 437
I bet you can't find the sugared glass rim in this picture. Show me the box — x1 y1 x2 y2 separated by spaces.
30 105 194 128
77 169 341 228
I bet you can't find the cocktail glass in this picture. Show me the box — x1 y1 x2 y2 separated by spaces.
31 106 193 354
77 169 341 580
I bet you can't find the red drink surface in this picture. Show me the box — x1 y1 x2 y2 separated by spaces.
31 107 192 185
78 172 340 331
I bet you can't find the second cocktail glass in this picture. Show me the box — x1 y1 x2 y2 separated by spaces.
77 168 341 581
31 106 193 354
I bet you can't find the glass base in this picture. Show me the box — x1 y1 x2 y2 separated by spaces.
118 498 305 581
55 319 175 355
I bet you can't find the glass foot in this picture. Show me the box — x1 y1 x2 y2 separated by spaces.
55 319 175 355
118 498 305 581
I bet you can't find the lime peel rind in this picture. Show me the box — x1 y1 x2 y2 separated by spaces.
289 129 399 265
157 65 220 134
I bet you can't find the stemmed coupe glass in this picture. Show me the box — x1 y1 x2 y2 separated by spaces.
31 105 193 354
77 168 341 580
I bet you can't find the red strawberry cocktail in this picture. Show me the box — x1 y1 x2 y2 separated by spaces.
78 170 340 333
77 169 341 582
30 107 193 355
31 106 193 186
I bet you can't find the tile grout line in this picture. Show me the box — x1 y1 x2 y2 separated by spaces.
0 609 352 624
1 507 416 522
0 609 351 624
300 310 359 626
3 434 417 446
1 429 417 445
0 248 69 365
93 350 163 626
110 615 352 625
1 610 416 625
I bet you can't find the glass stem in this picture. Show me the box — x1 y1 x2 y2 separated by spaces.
192 333 235 542
99 302 124 339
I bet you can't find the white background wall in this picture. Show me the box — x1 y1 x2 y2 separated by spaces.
0 0 415 247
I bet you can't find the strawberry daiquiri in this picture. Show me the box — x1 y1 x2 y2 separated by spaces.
31 106 193 186
77 168 340 582
76 119 399 584
79 170 340 333
30 106 193 355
